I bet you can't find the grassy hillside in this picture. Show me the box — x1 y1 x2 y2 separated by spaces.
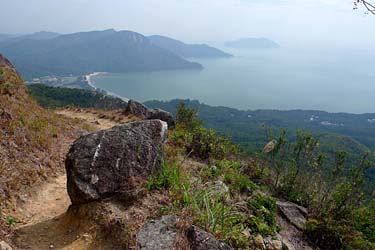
0 55 86 238
145 99 375 191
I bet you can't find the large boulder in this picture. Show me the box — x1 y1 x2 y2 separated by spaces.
187 226 233 250
125 100 175 127
65 120 167 204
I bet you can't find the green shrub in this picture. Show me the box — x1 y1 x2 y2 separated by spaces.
246 194 278 236
353 200 375 242
5 216 16 226
224 169 257 193
146 162 183 191
175 102 202 131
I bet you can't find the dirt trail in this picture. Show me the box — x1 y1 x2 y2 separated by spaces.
15 175 69 227
56 108 136 130
11 109 133 250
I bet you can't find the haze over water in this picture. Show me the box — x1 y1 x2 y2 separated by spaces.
92 48 375 114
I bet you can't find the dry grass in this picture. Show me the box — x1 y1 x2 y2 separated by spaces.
0 67 89 240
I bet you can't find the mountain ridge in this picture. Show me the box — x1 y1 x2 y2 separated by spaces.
148 35 233 58
0 30 203 79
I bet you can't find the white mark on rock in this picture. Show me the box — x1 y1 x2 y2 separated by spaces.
160 121 168 139
93 143 101 161
91 132 106 167
90 174 99 184
115 158 121 170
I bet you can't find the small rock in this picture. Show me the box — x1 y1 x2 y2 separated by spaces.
266 240 282 250
187 225 233 250
253 234 266 250
137 215 178 250
0 241 12 250
206 180 230 200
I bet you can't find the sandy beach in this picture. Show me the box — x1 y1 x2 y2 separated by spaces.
85 72 129 102
85 72 107 89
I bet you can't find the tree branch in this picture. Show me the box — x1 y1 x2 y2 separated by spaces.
355 0 375 15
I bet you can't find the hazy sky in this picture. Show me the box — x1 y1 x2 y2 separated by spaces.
1 0 375 49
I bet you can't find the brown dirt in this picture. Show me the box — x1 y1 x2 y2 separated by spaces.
7 108 141 250
56 108 138 130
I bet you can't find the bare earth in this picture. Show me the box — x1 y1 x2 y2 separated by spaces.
11 109 135 250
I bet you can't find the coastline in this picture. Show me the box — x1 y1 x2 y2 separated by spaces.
85 72 107 90
85 72 129 102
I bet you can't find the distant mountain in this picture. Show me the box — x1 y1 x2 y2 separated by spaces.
0 31 60 43
18 31 61 40
148 35 232 58
0 29 202 79
0 34 17 42
225 37 280 49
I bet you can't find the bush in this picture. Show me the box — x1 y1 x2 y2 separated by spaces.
188 127 237 160
173 102 238 161
246 194 278 236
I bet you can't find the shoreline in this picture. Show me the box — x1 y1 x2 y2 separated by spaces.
85 72 107 90
85 72 129 102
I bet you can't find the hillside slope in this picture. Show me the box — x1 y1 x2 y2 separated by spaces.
0 29 202 79
149 35 232 58
0 55 87 238
27 84 127 110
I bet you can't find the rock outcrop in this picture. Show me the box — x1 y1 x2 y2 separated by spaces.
187 226 233 250
137 215 178 250
125 100 175 127
65 119 167 204
277 201 307 230
138 216 233 250
0 54 13 68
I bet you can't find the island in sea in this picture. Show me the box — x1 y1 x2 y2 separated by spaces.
225 37 280 49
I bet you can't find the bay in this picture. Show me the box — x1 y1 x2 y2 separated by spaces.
91 48 375 114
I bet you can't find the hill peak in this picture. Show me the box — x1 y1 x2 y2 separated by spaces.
0 53 14 68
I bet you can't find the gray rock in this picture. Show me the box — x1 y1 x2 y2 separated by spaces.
125 100 175 127
187 225 233 250
276 201 307 230
65 120 167 204
0 241 12 250
253 234 266 250
125 100 153 120
149 108 175 128
137 215 178 250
